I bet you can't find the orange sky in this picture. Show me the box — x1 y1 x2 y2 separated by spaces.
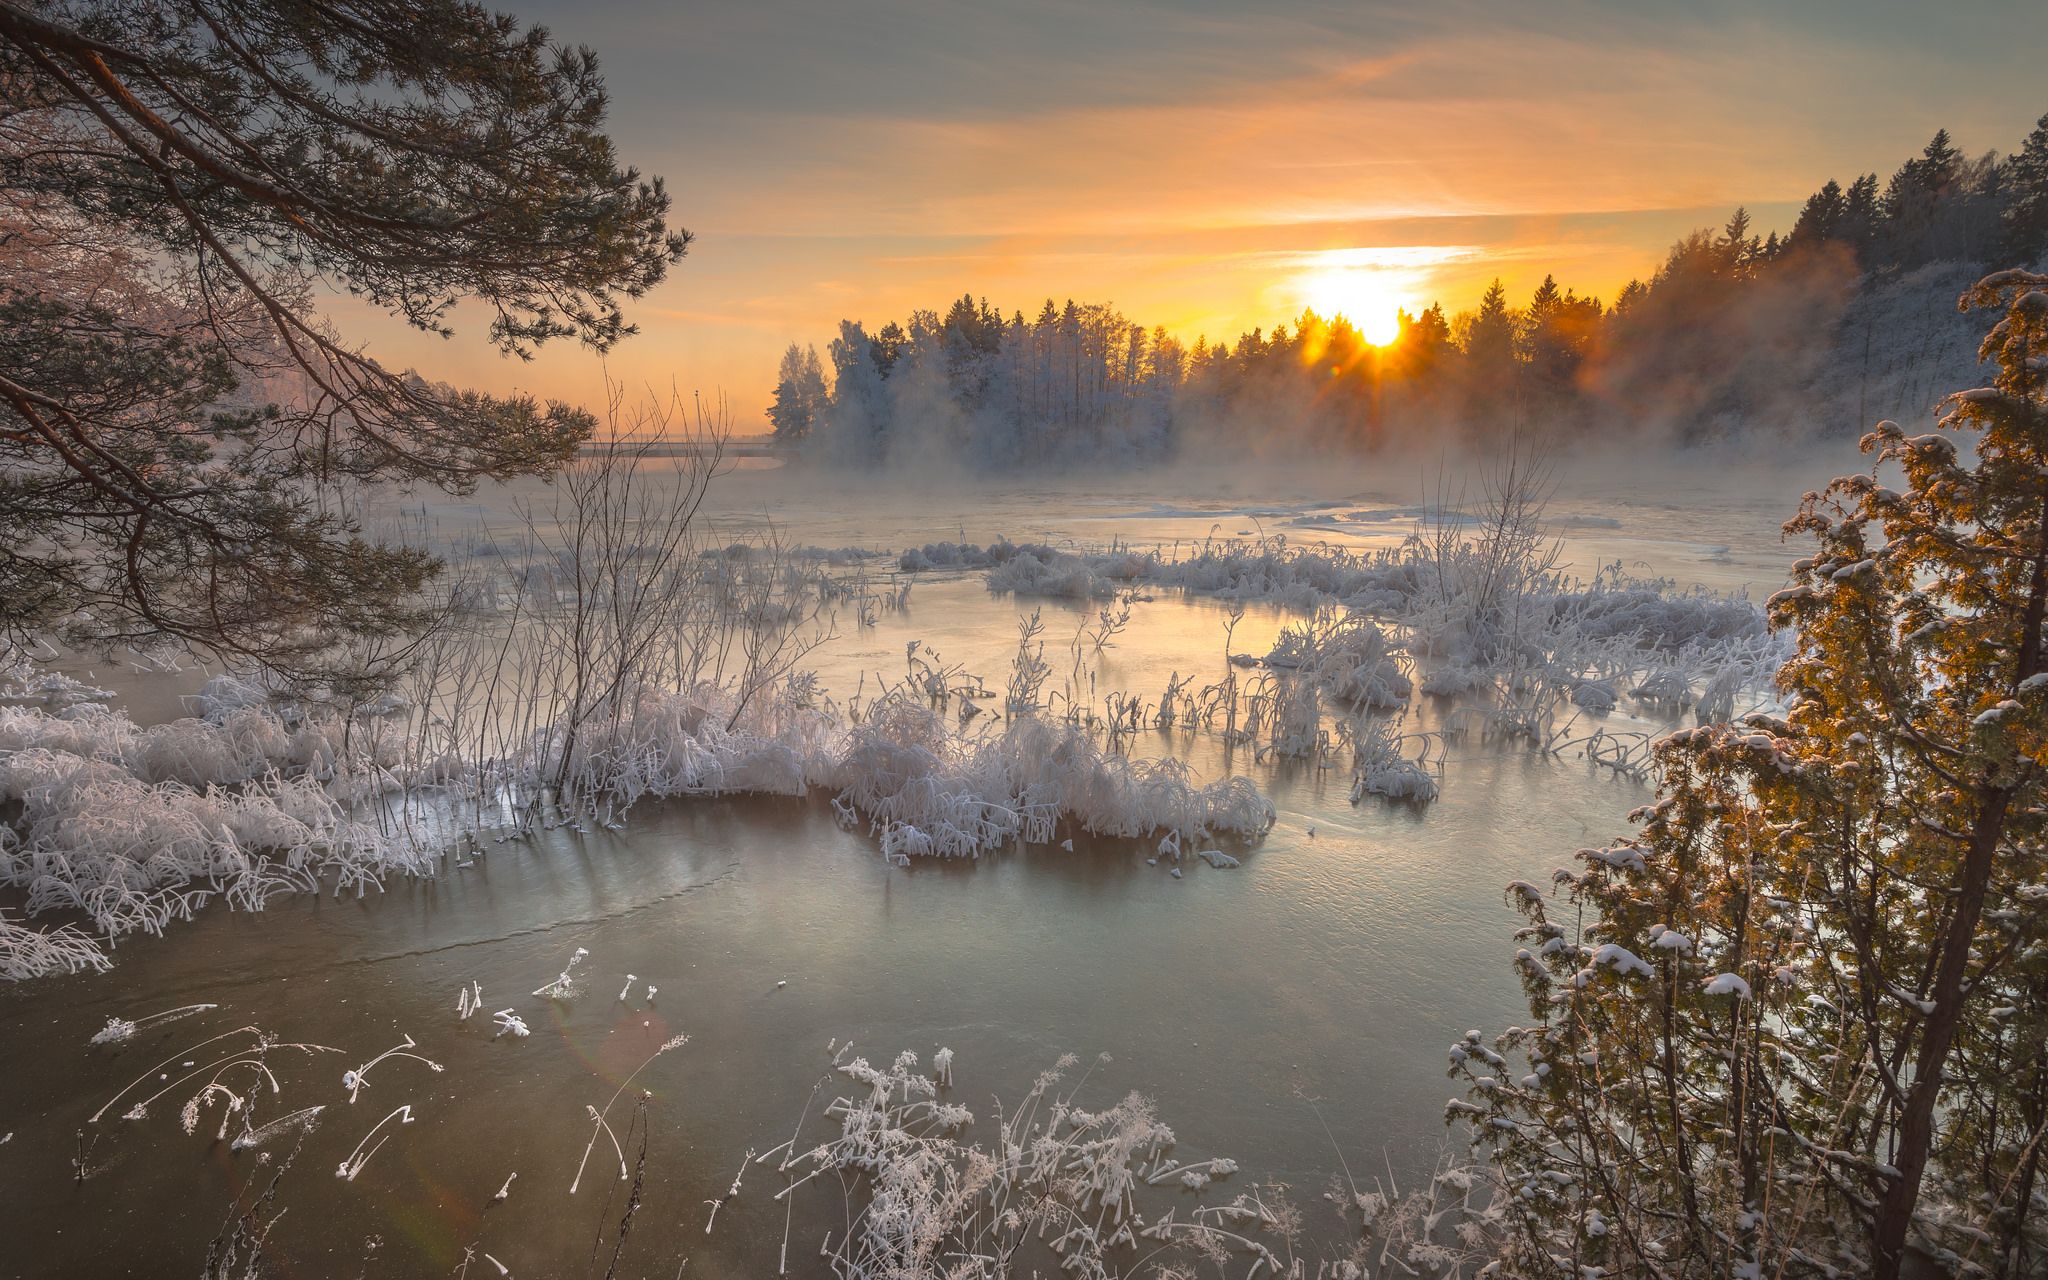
335 0 2047 431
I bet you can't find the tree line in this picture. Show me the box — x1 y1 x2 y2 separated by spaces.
769 112 2048 464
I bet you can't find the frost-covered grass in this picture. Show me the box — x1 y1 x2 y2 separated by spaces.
919 531 1773 672
0 415 1284 978
0 655 1272 976
905 483 1788 790
743 1044 1507 1279
756 1045 1274 1278
835 693 1273 863
0 684 432 970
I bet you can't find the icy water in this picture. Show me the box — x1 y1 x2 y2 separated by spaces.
0 456 1820 1277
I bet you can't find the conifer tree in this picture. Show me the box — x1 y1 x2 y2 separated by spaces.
1843 173 1884 265
2005 111 2048 266
1466 279 1517 373
0 0 687 668
1455 269 2048 1279
1790 179 1846 251
1718 206 1758 277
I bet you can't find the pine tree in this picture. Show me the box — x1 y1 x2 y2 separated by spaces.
1399 302 1453 379
1519 275 1586 396
1790 179 1847 251
1466 279 1517 372
1610 278 1648 317
1884 130 1968 267
0 0 687 669
2004 111 2048 265
1718 206 1758 277
1843 173 1883 266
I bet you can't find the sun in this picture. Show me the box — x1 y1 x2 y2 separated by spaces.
1302 267 1406 346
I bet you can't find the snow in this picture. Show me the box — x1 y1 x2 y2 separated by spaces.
1589 944 1654 979
1580 844 1649 874
1700 973 1752 998
1973 700 2022 727
1647 926 1695 954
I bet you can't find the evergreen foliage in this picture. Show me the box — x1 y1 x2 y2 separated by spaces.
0 0 688 667
1451 269 2048 1279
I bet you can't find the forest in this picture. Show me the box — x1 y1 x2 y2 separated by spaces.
768 116 2048 465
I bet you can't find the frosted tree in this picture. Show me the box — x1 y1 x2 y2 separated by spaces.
821 320 892 459
765 343 827 443
1454 270 2048 1278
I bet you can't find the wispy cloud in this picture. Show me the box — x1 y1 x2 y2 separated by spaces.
367 0 2048 417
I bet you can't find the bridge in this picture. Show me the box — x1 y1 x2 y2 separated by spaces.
579 436 789 460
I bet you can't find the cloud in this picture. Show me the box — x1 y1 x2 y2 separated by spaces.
358 0 2048 421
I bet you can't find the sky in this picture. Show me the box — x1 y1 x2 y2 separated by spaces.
346 0 2048 431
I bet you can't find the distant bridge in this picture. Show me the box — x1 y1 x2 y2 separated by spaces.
579 436 788 460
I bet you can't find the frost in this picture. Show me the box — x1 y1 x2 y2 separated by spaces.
765 1047 1268 1277
533 947 589 999
836 694 1274 862
89 1003 218 1046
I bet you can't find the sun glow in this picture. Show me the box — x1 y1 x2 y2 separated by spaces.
1300 266 1406 345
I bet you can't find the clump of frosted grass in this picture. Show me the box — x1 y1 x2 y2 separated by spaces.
342 1034 443 1102
0 691 436 978
336 1105 414 1181
503 679 837 820
0 907 108 979
1265 611 1411 712
0 660 113 715
570 1032 689 1194
533 947 590 999
1346 714 1442 805
834 693 1273 863
758 1047 1278 1278
89 1002 219 1046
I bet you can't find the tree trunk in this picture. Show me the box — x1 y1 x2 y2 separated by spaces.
1871 787 2008 1279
